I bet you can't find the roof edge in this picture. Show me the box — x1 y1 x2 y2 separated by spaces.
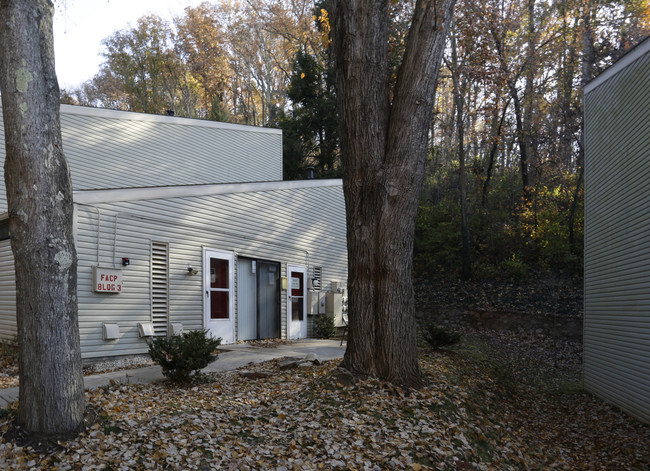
73 179 343 205
584 36 650 95
59 104 282 135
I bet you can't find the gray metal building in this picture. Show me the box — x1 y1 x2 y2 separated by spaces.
583 36 650 424
0 105 348 358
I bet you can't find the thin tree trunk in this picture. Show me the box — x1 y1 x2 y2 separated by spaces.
330 0 455 387
511 89 530 201
568 158 584 254
482 98 509 207
0 0 85 436
493 31 530 204
522 0 537 201
557 26 578 168
581 2 596 87
567 1 595 255
450 32 471 280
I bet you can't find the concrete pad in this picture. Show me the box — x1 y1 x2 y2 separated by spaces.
0 339 345 409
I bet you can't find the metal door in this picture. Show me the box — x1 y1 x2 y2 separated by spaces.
237 258 280 340
258 261 280 339
237 258 257 340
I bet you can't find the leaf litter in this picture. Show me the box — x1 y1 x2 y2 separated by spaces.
0 332 649 470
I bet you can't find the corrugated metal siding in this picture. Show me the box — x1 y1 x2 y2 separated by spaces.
75 182 347 358
0 106 5 213
584 43 650 424
0 105 283 212
0 240 16 341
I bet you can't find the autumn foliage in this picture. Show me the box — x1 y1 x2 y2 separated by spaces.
59 0 649 280
415 170 584 279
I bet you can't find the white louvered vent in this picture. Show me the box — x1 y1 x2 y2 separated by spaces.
151 242 169 336
312 266 323 291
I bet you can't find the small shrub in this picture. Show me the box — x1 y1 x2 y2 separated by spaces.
0 336 18 372
421 323 460 350
148 330 221 383
0 336 18 360
500 254 529 279
314 315 335 338
562 251 584 276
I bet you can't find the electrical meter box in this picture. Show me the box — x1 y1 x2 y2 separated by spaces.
326 292 345 327
307 291 326 314
307 291 318 315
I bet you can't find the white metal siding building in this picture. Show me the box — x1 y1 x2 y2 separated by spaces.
583 37 650 424
0 105 348 358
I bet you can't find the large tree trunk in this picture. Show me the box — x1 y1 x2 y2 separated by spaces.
329 0 455 387
0 0 85 436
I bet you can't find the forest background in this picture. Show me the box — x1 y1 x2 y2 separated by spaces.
61 0 650 286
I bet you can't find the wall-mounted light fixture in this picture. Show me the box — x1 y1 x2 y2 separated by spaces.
187 265 198 275
122 258 130 266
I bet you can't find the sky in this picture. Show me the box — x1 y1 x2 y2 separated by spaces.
53 0 207 90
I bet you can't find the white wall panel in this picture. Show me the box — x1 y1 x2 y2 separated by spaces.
0 105 283 212
584 38 650 424
0 240 16 341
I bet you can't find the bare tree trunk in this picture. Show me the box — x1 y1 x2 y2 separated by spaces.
450 31 471 280
568 159 584 254
329 0 455 387
581 2 597 87
482 97 509 207
493 30 531 204
521 0 537 203
509 87 529 201
567 4 596 256
0 0 85 436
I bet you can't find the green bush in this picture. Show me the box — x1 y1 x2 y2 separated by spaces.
314 315 335 338
499 254 529 279
148 330 221 383
421 323 460 350
0 336 18 361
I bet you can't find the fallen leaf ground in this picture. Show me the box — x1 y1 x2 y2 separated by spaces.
1 330 648 470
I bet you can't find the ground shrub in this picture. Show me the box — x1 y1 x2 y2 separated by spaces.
148 330 221 383
499 254 529 279
420 323 461 350
314 315 335 338
0 336 17 361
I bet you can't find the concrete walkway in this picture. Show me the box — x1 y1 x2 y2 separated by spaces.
0 339 346 409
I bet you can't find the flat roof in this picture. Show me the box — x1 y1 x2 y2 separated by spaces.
0 179 343 221
59 104 282 135
72 179 343 205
